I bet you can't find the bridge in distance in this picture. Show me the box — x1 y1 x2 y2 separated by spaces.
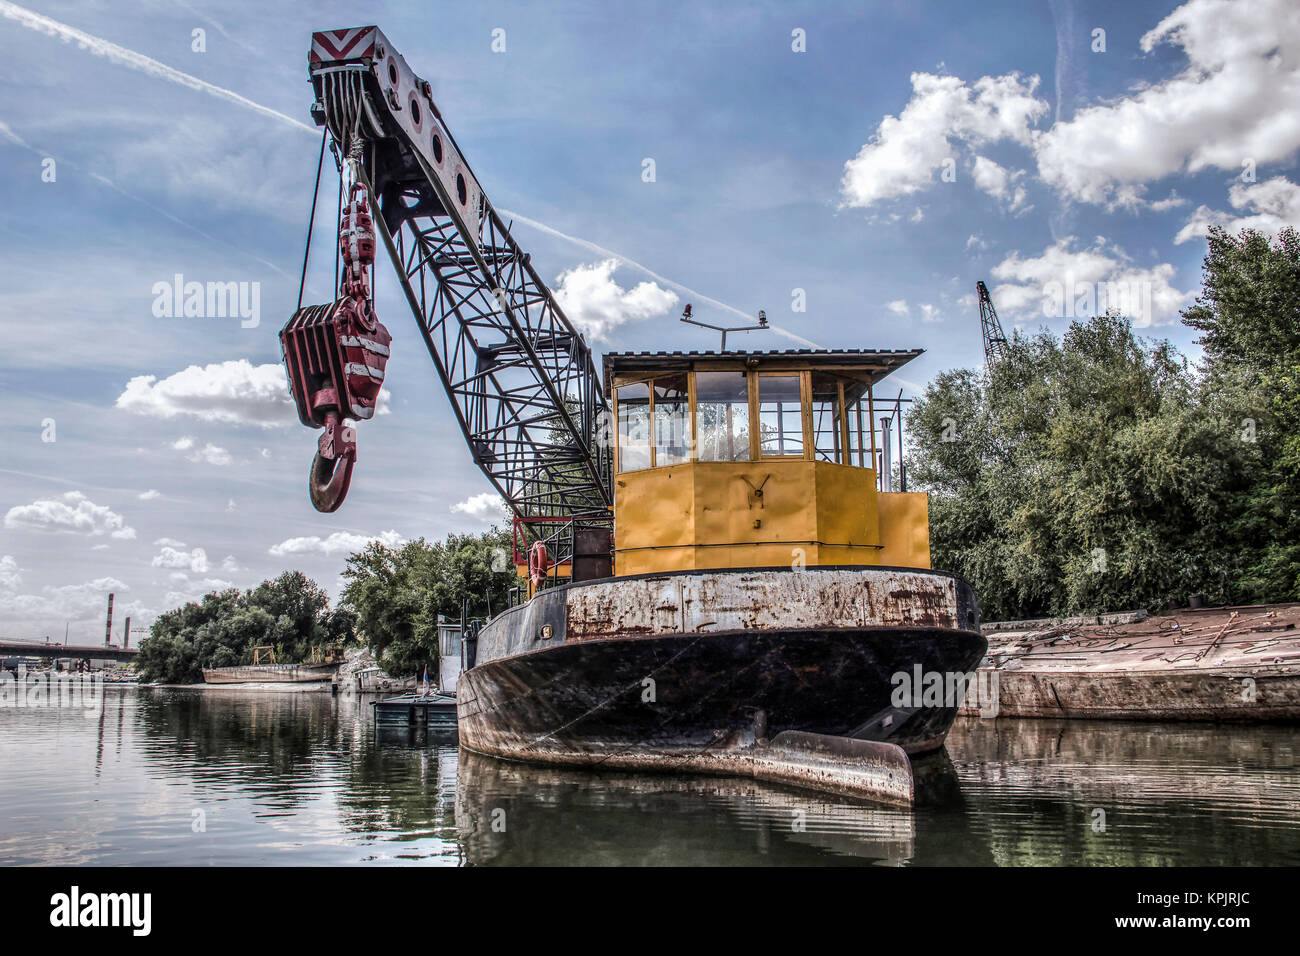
0 640 138 662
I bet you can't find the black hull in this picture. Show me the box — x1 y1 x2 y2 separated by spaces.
458 625 986 764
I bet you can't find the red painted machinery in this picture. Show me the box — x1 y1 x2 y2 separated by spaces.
280 181 391 512
281 25 612 577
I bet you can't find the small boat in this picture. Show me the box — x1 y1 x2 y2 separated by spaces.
372 691 458 730
201 663 339 684
353 665 414 693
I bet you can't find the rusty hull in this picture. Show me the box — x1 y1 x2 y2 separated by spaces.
456 566 984 801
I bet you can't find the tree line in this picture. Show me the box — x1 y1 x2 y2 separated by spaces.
135 571 358 683
136 532 512 684
908 226 1299 620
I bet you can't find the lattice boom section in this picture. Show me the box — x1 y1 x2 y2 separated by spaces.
309 26 612 527
390 206 611 520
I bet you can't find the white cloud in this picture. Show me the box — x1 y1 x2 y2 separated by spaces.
840 71 1048 208
138 489 161 500
160 576 236 608
450 492 511 524
151 546 209 574
1149 192 1189 212
0 555 21 590
3 492 136 539
0 575 132 635
970 156 1028 210
1175 176 1300 243
918 304 942 324
220 555 241 574
885 300 909 316
169 436 232 466
553 259 679 340
966 233 989 251
990 237 1194 326
1034 0 1300 207
116 359 296 428
268 530 405 558
153 537 186 548
191 443 232 466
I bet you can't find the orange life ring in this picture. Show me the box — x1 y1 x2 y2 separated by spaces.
528 541 549 590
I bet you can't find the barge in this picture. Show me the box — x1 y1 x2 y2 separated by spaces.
285 29 983 803
455 350 986 799
201 663 339 684
958 604 1300 720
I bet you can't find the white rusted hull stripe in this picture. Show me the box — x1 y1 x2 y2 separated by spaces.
564 567 964 640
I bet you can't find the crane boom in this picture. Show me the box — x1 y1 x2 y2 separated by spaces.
295 26 611 525
975 279 1008 366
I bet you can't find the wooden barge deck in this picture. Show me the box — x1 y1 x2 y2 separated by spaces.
959 604 1300 720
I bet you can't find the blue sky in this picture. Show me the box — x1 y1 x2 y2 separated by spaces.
2 0 1298 639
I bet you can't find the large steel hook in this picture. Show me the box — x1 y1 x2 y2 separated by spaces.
280 141 388 515
309 451 354 513
307 411 356 513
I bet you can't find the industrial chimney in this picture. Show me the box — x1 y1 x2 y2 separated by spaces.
105 592 114 646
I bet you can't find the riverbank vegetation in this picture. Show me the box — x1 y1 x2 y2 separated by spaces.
137 531 510 683
338 530 512 676
909 226 1300 620
135 571 357 684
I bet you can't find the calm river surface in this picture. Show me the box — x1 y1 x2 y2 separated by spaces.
1 686 1297 865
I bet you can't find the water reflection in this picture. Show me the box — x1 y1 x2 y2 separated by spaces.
455 748 917 865
0 688 1296 865
935 717 1300 866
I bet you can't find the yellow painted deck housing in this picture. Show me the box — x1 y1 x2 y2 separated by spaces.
604 349 931 576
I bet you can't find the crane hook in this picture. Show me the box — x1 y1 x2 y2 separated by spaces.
309 452 354 513
280 165 390 515
307 410 356 513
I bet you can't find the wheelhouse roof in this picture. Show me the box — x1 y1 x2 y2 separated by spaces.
602 348 922 396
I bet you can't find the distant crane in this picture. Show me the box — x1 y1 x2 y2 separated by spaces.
976 280 1008 366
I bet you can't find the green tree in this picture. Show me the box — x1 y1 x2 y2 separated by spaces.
339 529 512 676
135 574 343 683
909 312 1255 620
1181 225 1300 600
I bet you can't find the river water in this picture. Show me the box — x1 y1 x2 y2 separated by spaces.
1 686 1297 866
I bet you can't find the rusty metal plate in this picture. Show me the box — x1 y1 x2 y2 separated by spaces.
565 567 959 640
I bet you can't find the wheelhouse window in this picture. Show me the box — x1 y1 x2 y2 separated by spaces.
616 381 651 472
615 363 879 470
843 380 873 469
811 371 844 464
653 373 690 466
757 374 803 457
617 374 690 471
696 371 750 461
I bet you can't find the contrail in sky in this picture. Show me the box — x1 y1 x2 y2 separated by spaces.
0 119 289 277
1 1 824 352
0 0 314 133
500 208 822 348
